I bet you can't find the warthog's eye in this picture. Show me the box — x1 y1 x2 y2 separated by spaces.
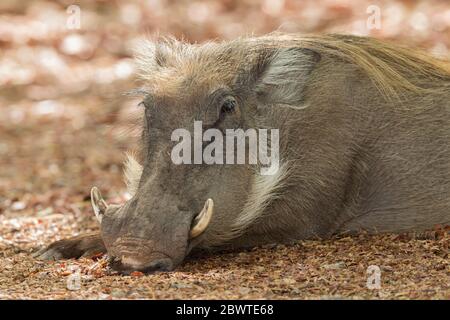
220 96 237 115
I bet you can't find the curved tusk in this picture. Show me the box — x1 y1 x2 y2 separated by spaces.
91 187 108 224
190 199 214 238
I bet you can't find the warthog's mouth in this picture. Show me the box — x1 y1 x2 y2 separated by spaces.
107 237 176 273
108 251 175 274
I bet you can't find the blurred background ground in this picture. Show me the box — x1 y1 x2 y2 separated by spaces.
0 0 448 299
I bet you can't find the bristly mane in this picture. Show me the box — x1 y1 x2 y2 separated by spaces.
134 33 450 101
291 34 450 99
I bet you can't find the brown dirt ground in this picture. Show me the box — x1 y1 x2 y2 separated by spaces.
1 220 449 299
0 0 449 300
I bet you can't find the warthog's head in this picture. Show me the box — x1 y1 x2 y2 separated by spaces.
91 36 320 273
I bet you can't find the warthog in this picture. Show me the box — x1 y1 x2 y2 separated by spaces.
35 33 450 273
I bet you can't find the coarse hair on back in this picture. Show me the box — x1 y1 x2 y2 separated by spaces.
291 33 450 99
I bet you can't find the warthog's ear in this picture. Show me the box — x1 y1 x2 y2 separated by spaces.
251 47 321 106
134 38 181 77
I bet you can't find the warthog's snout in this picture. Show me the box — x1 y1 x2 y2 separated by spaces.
106 236 175 273
91 188 214 272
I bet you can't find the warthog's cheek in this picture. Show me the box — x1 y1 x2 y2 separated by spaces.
172 225 189 242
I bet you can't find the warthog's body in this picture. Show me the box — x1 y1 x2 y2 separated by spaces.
36 34 450 272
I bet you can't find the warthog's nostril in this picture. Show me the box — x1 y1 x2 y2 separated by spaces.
143 258 173 273
109 256 174 274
